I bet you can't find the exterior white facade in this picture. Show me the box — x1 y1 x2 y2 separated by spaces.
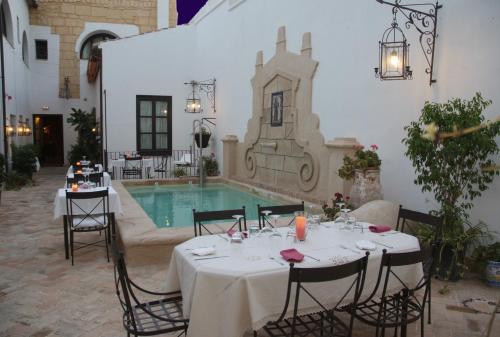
101 0 500 233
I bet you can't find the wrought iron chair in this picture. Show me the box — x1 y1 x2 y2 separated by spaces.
122 157 143 179
257 202 305 229
396 206 442 324
352 248 436 337
65 188 112 265
192 207 247 237
153 155 168 178
260 253 369 337
88 172 104 186
112 244 189 336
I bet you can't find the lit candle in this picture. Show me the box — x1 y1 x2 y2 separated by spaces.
295 215 307 241
71 183 78 192
76 170 82 174
76 161 81 165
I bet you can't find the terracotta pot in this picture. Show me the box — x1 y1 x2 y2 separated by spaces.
349 169 382 208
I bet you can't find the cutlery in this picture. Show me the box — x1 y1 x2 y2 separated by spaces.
304 254 320 262
217 234 229 242
371 240 394 249
378 231 400 236
194 255 230 261
185 245 215 251
339 244 362 254
269 256 285 266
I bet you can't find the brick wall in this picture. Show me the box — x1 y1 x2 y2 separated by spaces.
29 0 177 98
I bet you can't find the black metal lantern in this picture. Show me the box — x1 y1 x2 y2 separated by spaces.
375 17 412 81
185 81 202 113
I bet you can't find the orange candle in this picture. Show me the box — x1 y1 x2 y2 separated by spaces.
295 216 307 241
76 161 81 165
76 170 82 174
71 183 78 192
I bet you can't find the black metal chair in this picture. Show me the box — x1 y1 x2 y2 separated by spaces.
65 188 112 265
153 155 168 178
192 207 247 237
257 202 305 229
66 173 86 187
396 206 442 324
352 248 435 337
122 157 143 179
112 244 188 337
88 172 104 186
260 253 369 337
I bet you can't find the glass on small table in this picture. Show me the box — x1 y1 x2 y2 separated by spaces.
269 214 282 238
260 210 274 235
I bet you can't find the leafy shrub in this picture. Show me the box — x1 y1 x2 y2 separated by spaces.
470 242 500 273
11 144 37 179
4 172 31 190
203 153 219 176
67 108 99 164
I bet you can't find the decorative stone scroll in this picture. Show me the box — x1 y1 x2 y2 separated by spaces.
222 27 361 203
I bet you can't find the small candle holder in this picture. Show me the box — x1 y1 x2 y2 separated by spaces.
71 183 78 192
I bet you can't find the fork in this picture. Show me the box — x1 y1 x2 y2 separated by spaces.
269 256 285 266
339 244 362 254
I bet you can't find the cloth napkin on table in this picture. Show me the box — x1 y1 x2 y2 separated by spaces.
355 240 377 251
368 224 392 233
280 249 304 262
191 247 216 256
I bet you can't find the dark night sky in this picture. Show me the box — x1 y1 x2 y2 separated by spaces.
177 0 209 25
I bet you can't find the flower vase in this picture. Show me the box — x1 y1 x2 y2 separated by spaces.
349 169 382 208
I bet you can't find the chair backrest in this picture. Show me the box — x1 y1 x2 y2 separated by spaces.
125 157 143 170
66 174 86 187
396 206 443 233
257 202 304 229
276 254 369 335
111 244 188 334
360 248 433 316
193 207 246 237
65 188 109 229
88 172 104 186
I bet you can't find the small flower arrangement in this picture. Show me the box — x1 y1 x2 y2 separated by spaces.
322 192 354 221
338 144 381 180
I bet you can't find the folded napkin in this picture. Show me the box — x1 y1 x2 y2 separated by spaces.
369 224 392 233
355 240 377 251
280 248 304 262
191 247 216 256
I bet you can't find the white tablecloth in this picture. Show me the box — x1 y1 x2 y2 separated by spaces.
108 158 154 179
67 164 104 175
53 186 123 219
165 223 423 337
66 172 112 187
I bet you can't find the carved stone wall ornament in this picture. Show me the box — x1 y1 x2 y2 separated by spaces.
223 27 363 203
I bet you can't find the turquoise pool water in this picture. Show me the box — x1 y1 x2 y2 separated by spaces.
126 183 280 228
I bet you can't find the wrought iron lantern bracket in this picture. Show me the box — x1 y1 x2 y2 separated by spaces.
184 79 216 113
376 0 442 85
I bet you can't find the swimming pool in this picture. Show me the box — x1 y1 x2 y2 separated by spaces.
126 183 280 228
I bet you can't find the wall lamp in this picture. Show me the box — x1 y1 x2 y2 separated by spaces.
5 125 15 137
184 79 216 113
374 0 442 85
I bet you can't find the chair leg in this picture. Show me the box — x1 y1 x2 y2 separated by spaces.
70 230 74 266
253 331 257 337
421 315 425 337
427 283 432 324
104 230 110 262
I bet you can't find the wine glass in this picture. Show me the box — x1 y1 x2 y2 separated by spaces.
259 210 273 235
335 201 346 223
269 214 282 237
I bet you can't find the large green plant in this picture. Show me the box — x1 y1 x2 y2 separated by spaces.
338 144 381 180
11 144 37 179
67 108 99 164
403 93 500 278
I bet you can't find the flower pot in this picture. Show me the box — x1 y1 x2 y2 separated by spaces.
194 133 211 148
349 169 382 208
486 260 500 288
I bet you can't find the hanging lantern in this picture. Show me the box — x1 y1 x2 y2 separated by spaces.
185 81 202 113
17 122 25 136
5 125 15 137
375 16 412 81
24 118 32 136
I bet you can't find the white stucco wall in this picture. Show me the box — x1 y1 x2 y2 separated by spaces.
101 0 500 233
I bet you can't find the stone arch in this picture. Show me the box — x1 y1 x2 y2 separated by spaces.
77 30 118 59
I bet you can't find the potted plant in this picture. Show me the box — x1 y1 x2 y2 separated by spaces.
173 167 186 178
194 125 211 149
403 93 500 280
471 242 500 288
322 192 354 221
338 144 382 207
203 153 219 176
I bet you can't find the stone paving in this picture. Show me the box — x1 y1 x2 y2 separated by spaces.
0 168 498 337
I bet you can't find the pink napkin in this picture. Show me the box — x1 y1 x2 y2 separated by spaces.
369 225 392 233
280 249 304 262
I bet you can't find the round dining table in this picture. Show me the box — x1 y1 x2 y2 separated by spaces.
165 222 423 337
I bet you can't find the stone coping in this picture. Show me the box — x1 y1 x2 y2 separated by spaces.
113 177 312 263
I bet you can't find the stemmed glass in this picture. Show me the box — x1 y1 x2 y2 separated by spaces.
260 210 274 235
232 214 244 233
335 202 346 223
269 214 282 237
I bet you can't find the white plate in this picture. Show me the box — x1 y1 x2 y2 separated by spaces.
356 240 377 251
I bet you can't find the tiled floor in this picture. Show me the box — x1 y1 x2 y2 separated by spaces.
0 168 498 337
